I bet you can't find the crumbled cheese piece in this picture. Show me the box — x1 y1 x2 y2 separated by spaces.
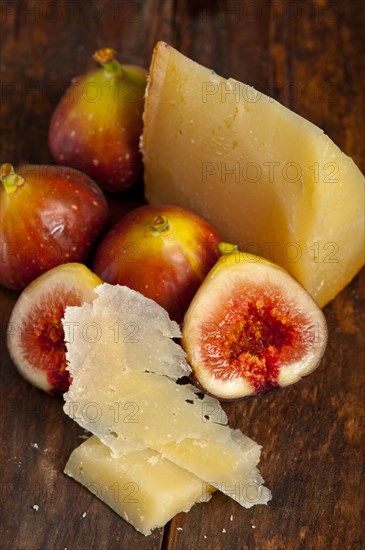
147 455 159 466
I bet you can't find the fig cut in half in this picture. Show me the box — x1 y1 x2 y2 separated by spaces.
7 263 102 394
182 248 328 400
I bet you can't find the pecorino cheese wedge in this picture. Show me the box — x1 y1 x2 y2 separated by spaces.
142 41 364 307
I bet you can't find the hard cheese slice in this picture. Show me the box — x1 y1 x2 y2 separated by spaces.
62 283 190 381
142 41 365 307
65 369 269 508
64 435 212 536
63 284 271 508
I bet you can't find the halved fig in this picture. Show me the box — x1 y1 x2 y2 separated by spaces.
7 263 102 394
182 248 328 399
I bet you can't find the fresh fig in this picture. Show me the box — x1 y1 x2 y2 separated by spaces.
182 246 328 399
93 204 222 323
0 163 108 290
7 263 102 393
49 48 147 192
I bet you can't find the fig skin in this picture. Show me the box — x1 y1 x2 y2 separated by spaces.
49 48 147 192
0 163 109 290
182 248 328 400
7 263 102 394
93 204 222 323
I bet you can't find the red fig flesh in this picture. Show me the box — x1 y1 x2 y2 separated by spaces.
49 48 147 192
0 164 108 290
182 249 328 399
7 263 102 393
93 204 222 323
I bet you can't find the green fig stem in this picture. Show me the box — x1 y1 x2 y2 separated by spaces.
218 242 239 256
149 214 170 234
93 48 124 77
0 164 25 194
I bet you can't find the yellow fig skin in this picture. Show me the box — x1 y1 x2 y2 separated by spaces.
93 204 221 323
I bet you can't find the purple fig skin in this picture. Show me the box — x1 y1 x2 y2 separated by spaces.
49 48 147 192
0 164 109 291
93 204 222 323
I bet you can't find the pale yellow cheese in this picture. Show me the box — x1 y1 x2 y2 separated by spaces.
64 369 269 508
142 42 365 307
62 283 190 382
64 435 212 536
63 284 271 508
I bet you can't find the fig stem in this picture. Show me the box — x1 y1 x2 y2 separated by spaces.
149 214 170 234
93 48 124 77
0 164 25 194
218 242 239 256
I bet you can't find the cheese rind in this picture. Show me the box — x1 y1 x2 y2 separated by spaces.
142 42 365 307
64 436 212 536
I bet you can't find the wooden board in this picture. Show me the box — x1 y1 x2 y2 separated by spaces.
0 1 364 549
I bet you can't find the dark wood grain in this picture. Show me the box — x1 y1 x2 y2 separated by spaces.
1 1 364 549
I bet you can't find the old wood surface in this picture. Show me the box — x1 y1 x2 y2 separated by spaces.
0 1 364 549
